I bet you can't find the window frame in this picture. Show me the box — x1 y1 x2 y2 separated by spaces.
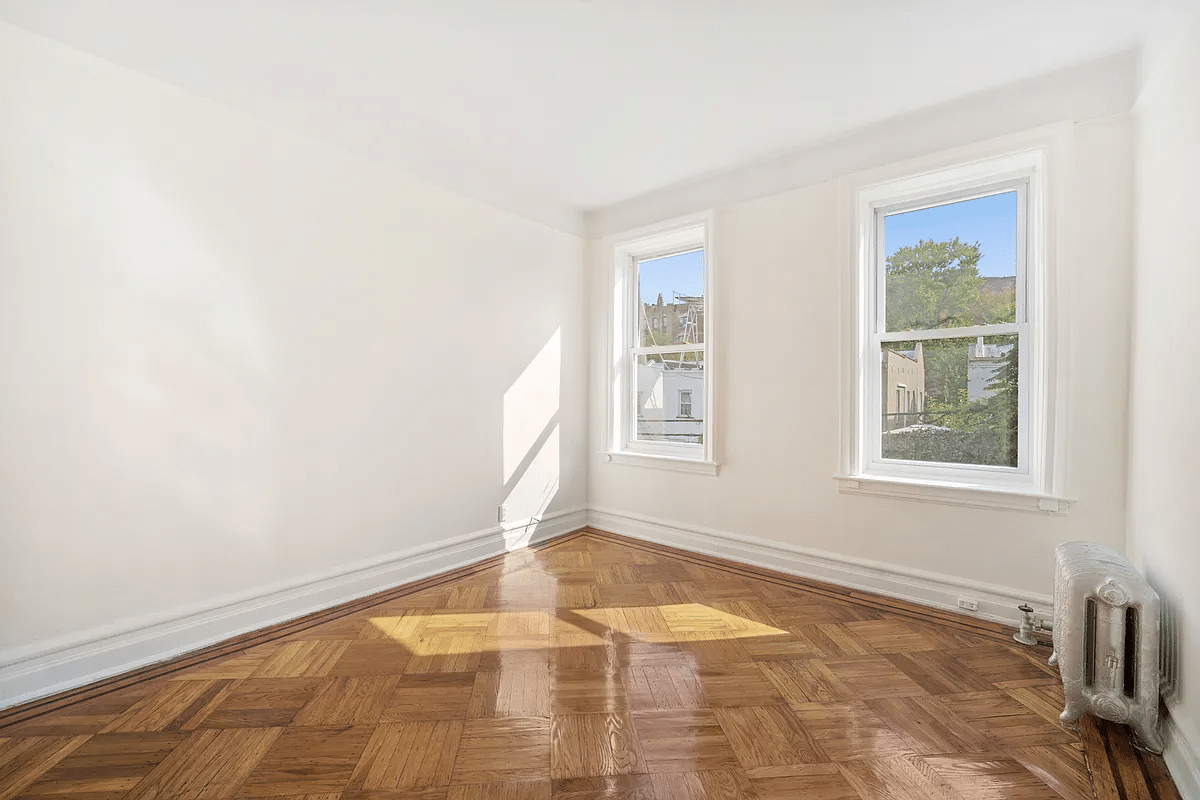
847 149 1057 499
606 217 716 472
678 389 693 419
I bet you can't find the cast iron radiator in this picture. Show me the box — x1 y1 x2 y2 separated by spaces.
1051 541 1163 752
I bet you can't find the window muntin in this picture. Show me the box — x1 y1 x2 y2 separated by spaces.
856 153 1045 490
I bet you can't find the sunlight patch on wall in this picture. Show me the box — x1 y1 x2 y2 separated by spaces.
503 329 560 484
503 425 559 550
502 328 562 550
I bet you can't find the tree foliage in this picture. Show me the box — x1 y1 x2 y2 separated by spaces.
885 238 1014 331
641 330 672 348
984 342 1019 466
881 238 1019 468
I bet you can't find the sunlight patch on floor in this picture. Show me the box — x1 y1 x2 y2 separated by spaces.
365 603 788 656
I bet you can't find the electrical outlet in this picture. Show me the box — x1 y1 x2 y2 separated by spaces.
957 598 980 612
497 504 507 523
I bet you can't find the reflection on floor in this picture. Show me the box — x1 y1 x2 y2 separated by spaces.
0 530 1175 799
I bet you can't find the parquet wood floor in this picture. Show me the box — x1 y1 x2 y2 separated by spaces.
0 530 1181 799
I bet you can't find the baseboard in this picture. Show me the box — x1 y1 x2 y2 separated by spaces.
1165 709 1200 800
587 506 1052 627
0 508 587 710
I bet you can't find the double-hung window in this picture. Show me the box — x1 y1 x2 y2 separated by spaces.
845 149 1064 508
679 390 693 418
608 220 715 472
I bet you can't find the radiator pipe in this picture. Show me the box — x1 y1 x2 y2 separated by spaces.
1014 603 1039 646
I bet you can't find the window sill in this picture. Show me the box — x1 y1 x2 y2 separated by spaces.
834 474 1073 515
603 451 720 476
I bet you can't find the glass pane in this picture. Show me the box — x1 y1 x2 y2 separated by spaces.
884 191 1018 332
880 335 1018 467
635 351 704 444
639 250 704 347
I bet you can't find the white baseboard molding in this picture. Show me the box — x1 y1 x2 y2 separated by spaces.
587 506 1052 627
0 508 587 711
1165 709 1200 800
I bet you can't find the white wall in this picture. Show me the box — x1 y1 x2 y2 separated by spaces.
0 23 587 657
1128 15 1200 794
589 115 1134 603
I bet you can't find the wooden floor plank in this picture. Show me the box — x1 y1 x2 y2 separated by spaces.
747 762 863 800
1011 743 1095 800
712 705 827 768
1081 714 1122 800
2 529 1183 800
123 727 280 800
549 713 644 780
345 720 463 791
235 725 373 797
450 717 549 784
9 731 186 799
632 708 739 772
0 736 91 800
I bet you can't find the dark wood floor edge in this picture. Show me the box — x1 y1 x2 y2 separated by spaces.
581 526 1055 649
1080 714 1184 800
0 527 592 731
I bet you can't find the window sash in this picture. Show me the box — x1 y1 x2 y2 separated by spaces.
628 349 705 446
614 225 711 459
861 170 1037 485
869 330 1028 476
874 179 1028 337
632 343 705 356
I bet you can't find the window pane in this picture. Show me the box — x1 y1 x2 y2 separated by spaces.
880 335 1018 467
639 250 704 346
636 351 704 444
884 192 1018 332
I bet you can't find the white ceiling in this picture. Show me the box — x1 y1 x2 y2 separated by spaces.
0 1 1187 224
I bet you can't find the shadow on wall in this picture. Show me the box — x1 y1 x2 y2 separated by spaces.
1146 568 1184 706
502 328 561 550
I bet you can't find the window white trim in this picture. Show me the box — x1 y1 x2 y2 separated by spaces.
606 213 716 471
834 474 1072 515
604 451 720 476
840 130 1069 506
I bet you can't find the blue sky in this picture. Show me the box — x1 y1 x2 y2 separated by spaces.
639 249 704 306
884 191 1017 277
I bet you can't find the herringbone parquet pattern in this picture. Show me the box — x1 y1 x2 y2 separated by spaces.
0 532 1102 799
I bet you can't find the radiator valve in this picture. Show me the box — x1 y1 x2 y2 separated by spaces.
1014 603 1039 646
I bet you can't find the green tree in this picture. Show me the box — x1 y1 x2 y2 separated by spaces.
641 330 672 348
881 238 1019 467
921 340 969 407
983 343 1019 466
885 238 1014 331
885 238 1015 408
